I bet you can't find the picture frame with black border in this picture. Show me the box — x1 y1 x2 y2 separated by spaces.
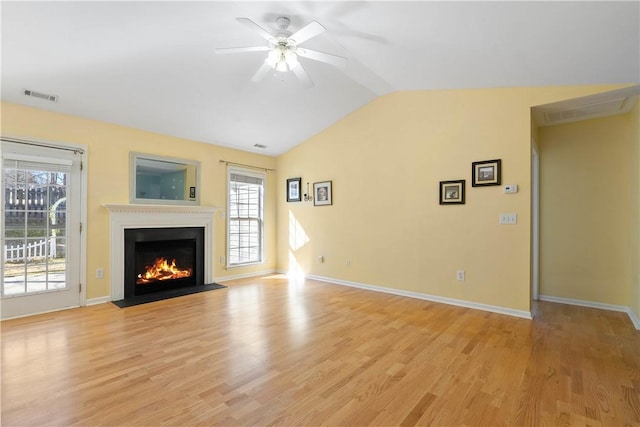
313 181 332 206
286 177 302 202
472 159 501 187
439 180 465 205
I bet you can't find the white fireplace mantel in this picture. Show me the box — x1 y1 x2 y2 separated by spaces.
104 204 220 300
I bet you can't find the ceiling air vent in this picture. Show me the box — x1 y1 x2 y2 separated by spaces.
543 98 627 124
23 89 58 102
254 144 267 149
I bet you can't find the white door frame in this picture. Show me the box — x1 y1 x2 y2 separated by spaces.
531 139 540 301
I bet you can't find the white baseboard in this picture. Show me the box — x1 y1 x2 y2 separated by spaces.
539 294 640 330
86 296 111 306
215 269 278 283
307 274 533 320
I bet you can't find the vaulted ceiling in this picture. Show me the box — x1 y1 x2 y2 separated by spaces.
2 1 638 156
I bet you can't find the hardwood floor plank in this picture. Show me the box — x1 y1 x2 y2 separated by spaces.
2 275 639 426
400 391 437 426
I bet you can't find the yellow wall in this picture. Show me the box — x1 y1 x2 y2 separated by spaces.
1 84 629 311
1 102 277 299
538 112 635 306
276 86 626 313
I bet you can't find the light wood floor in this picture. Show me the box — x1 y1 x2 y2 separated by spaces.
2 275 639 426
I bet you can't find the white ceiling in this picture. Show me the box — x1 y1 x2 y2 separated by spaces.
2 1 638 156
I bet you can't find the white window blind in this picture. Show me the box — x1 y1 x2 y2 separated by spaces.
227 169 264 266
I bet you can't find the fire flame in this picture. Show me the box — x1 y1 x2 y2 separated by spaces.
137 257 192 284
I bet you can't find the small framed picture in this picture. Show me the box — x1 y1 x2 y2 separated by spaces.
439 180 465 205
472 159 501 187
313 181 332 206
286 178 302 202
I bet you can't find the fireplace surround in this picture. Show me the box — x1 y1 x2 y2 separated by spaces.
105 204 218 301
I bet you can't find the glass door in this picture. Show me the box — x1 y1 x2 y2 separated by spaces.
1 140 83 319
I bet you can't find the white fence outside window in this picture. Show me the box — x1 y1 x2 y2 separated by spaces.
4 237 57 262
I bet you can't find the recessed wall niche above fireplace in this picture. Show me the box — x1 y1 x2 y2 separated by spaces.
104 204 218 301
124 227 205 298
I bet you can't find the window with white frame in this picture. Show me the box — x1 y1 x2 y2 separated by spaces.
227 169 264 266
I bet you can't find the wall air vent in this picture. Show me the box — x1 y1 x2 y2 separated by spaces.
23 89 58 102
254 144 267 149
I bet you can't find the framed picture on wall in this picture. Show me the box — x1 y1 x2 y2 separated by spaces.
472 159 501 187
286 178 302 202
313 181 332 206
439 180 465 205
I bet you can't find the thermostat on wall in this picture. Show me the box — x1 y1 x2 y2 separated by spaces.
504 184 518 194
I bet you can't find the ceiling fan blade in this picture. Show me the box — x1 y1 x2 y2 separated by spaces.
289 21 325 45
292 64 314 88
251 61 273 83
215 46 270 55
236 17 275 42
297 48 347 68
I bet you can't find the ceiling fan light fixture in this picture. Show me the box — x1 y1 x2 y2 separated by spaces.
266 46 299 72
217 16 343 87
284 50 299 69
266 48 281 66
274 60 288 73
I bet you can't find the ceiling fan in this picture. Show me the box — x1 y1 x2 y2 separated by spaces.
215 16 347 87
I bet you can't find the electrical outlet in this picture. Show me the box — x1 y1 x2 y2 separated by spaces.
457 270 465 281
318 255 324 263
345 259 350 266
499 213 517 225
220 256 225 264
96 268 104 279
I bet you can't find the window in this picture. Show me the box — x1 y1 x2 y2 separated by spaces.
227 169 264 266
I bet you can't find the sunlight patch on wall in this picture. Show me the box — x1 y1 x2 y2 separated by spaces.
289 210 309 251
288 210 309 279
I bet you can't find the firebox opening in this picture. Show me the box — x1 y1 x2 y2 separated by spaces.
124 227 205 298
137 257 192 285
135 239 195 294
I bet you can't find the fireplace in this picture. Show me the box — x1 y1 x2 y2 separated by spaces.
124 227 205 298
105 204 218 301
